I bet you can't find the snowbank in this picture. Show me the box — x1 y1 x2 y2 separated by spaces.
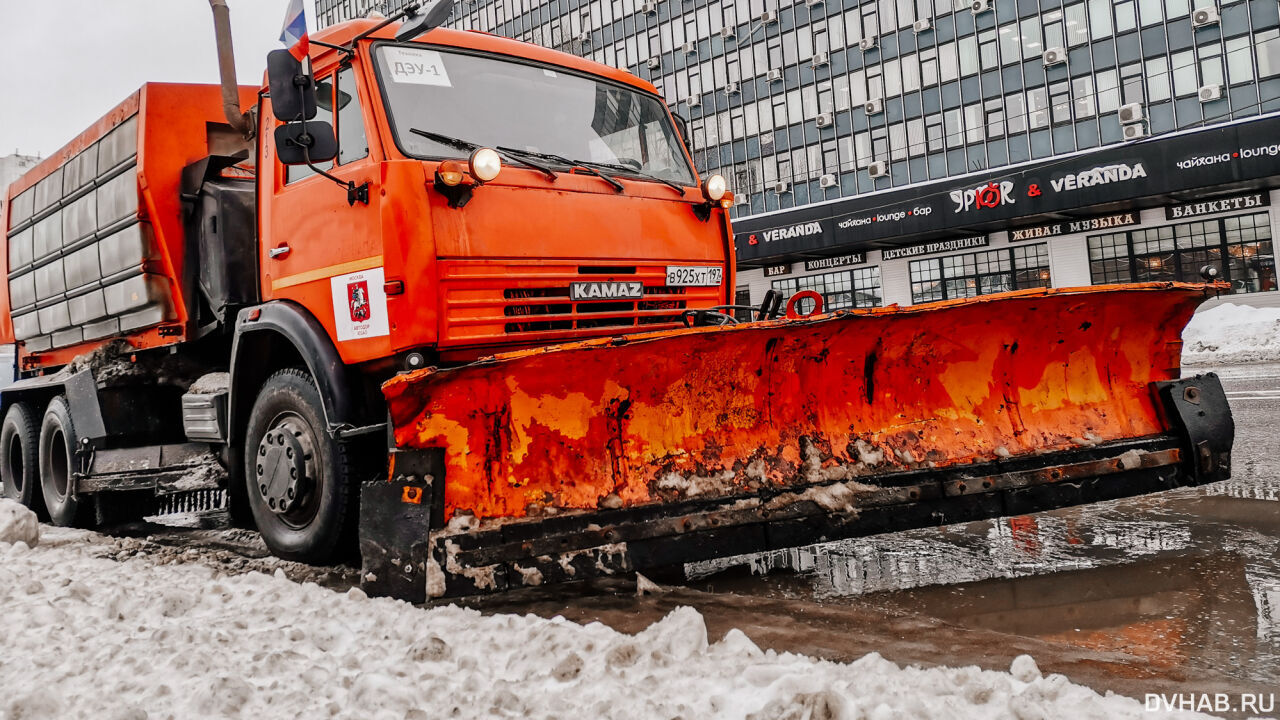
0 498 38 547
1183 303 1280 365
0 530 1211 720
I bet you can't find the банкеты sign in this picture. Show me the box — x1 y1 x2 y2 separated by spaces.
1165 192 1270 220
882 236 988 261
1009 212 1139 241
804 253 867 271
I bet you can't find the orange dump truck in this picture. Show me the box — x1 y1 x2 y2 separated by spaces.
0 1 1232 601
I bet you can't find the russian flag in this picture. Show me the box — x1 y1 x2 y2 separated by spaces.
279 0 310 61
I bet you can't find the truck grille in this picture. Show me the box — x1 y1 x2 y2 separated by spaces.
439 261 722 346
502 286 687 333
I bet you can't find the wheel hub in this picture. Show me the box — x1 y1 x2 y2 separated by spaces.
255 418 316 516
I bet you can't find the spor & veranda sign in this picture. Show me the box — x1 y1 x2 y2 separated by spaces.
733 115 1280 262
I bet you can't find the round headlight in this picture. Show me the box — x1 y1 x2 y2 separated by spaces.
702 174 728 202
436 160 465 186
469 147 503 183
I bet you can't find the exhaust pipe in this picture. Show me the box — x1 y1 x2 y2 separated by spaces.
208 0 255 139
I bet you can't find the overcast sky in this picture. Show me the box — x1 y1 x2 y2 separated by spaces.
0 0 319 158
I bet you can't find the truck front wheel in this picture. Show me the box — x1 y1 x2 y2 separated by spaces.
244 369 355 564
1 401 44 517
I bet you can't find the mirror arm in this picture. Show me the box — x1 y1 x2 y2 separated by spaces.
300 142 370 206
345 2 423 49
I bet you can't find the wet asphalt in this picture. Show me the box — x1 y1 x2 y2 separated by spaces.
479 363 1280 716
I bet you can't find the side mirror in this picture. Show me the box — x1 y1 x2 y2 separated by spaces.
274 122 337 165
267 49 317 122
671 112 692 152
397 0 457 41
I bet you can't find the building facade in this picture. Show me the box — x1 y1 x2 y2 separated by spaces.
317 0 1280 308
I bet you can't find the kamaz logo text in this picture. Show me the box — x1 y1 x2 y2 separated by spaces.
570 281 645 301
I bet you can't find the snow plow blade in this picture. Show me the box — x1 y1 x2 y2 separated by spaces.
365 283 1233 601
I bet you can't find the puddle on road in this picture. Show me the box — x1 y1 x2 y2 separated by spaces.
687 473 1280 687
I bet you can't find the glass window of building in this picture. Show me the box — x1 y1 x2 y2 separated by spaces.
1146 56 1171 100
1097 69 1120 112
1199 42 1225 87
1006 93 1027 133
1088 0 1113 39
1226 36 1255 84
1021 18 1043 60
1121 63 1145 104
1115 1 1138 32
939 42 960 82
771 267 883 309
1087 213 1277 293
909 245 1052 303
1173 50 1198 95
1065 3 1089 45
1050 82 1072 124
1073 75 1097 117
1260 30 1280 77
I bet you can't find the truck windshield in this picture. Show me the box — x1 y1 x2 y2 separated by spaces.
373 44 696 186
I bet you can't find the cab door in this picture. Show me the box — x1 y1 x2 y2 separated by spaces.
262 64 391 363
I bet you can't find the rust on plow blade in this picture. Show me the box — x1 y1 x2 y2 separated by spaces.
372 283 1234 600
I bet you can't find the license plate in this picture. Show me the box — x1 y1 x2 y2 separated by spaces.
665 266 723 287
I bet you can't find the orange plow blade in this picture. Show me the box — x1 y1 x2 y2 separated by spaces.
367 283 1234 600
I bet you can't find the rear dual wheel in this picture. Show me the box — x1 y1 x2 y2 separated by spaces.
1 402 43 517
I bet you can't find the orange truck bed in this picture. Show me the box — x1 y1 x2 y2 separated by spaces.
1 83 256 369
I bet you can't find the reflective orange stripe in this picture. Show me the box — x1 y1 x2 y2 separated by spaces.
271 255 385 291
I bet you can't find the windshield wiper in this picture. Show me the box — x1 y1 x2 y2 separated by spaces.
495 146 624 193
409 128 557 180
578 160 687 196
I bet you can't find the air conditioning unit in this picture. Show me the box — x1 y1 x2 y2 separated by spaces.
859 37 877 51
816 111 833 127
647 57 661 69
767 68 784 82
811 52 829 67
720 26 736 39
759 10 777 24
735 193 750 205
806 0 824 6
1118 102 1144 124
1198 83 1222 102
640 1 658 14
772 181 790 194
864 98 884 115
688 94 701 107
913 18 932 33
1122 123 1147 140
724 81 740 94
1192 6 1219 27
681 41 696 54
868 160 889 178
971 0 991 13
819 173 838 188
1042 47 1066 66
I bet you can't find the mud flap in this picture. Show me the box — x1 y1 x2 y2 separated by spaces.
1154 373 1234 482
358 448 441 603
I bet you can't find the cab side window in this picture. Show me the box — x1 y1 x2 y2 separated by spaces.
284 66 368 184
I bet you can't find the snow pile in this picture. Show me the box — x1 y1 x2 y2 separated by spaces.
0 498 38 547
1183 303 1280 365
0 532 1212 720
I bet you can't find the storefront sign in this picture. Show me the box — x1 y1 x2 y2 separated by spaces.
747 221 826 246
804 253 866 271
1009 212 1139 241
1048 163 1147 193
882 236 988 261
734 114 1280 264
1165 192 1270 220
950 181 1015 213
764 263 792 277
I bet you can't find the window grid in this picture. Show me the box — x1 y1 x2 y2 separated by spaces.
1087 211 1278 293
771 266 883 309
909 244 1051 304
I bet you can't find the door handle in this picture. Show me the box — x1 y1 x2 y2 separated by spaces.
269 245 291 259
